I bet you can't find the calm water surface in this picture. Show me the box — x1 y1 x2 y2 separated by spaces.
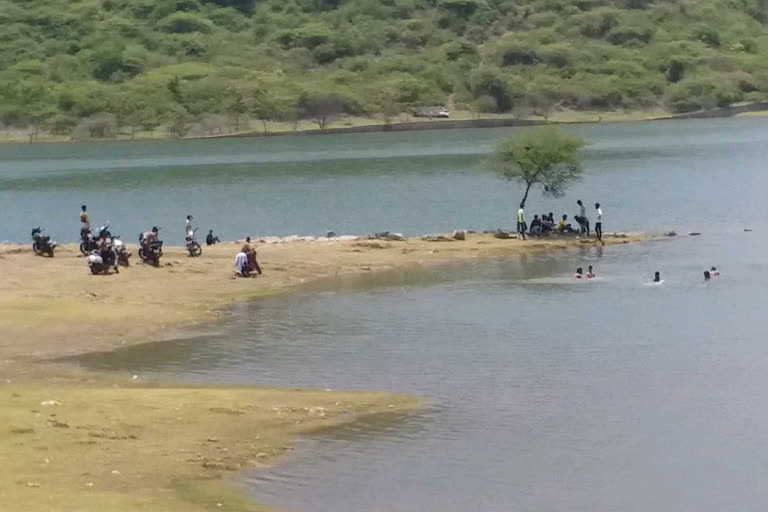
2 118 767 243
38 119 768 511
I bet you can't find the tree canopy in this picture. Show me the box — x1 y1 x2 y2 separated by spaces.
489 128 586 208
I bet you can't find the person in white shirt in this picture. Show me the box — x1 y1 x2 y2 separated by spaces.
576 199 590 235
594 202 603 243
517 204 526 240
185 215 193 239
234 246 250 277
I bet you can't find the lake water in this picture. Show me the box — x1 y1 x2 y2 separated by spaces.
36 118 768 511
3 118 767 244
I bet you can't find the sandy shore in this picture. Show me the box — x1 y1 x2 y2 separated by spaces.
0 232 644 366
0 231 645 511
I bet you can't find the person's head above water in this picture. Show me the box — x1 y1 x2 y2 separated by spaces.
588 265 593 272
519 203 524 209
577 200 583 206
704 271 711 280
711 266 717 272
653 271 661 282
576 267 583 274
81 205 87 212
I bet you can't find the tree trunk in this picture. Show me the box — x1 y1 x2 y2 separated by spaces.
520 180 533 208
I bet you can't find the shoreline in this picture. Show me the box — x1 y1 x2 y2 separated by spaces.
3 102 767 145
0 231 650 511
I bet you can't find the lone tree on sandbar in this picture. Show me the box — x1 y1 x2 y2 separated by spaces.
488 127 586 208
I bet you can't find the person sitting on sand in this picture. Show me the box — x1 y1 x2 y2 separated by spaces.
540 214 552 233
206 229 220 246
558 215 577 234
235 246 251 277
710 266 720 276
653 271 661 283
587 265 596 279
529 215 542 235
574 267 583 279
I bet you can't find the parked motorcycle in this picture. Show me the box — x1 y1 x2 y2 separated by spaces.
138 232 163 267
186 227 202 257
112 236 131 267
80 223 112 256
31 227 57 257
87 241 119 275
87 251 106 275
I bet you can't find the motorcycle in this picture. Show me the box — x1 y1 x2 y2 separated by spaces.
138 232 163 267
186 227 202 257
31 227 57 257
87 240 119 275
80 223 112 256
112 236 131 267
87 251 106 275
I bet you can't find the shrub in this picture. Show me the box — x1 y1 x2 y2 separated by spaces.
72 113 118 139
160 13 213 34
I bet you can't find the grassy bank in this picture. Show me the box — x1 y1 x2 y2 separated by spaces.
1 376 417 512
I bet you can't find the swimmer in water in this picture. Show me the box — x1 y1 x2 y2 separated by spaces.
704 270 711 280
587 265 596 279
653 271 661 283
574 267 583 279
710 266 720 276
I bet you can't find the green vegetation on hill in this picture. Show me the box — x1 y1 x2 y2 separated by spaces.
1 0 768 138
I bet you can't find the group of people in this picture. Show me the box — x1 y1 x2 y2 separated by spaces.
80 205 260 277
518 200 603 242
574 265 597 279
573 267 720 283
184 214 221 246
234 237 263 277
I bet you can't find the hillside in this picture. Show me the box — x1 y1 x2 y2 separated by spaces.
1 0 768 138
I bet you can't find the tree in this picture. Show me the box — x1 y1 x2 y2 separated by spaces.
297 92 344 129
488 128 585 208
226 86 247 132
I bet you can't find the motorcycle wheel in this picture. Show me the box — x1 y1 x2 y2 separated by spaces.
120 255 130 267
152 254 160 267
79 243 88 256
138 247 148 262
90 265 102 275
32 242 43 256
47 248 54 258
188 242 202 257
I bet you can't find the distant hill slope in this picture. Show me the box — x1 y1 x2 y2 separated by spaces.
1 0 767 137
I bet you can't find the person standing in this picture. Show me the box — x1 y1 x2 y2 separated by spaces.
576 200 590 235
517 204 527 240
594 202 603 243
80 205 90 238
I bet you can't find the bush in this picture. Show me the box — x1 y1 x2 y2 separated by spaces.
666 76 742 112
160 13 213 34
72 113 118 139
